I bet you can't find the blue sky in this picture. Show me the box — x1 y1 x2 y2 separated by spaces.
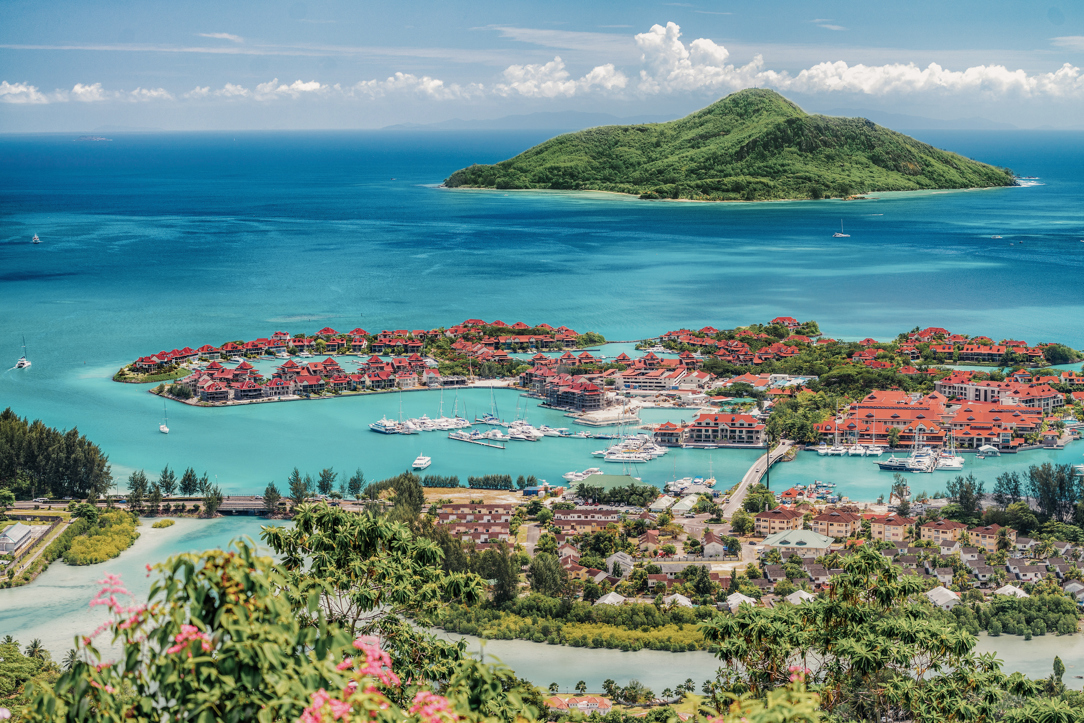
3 0 1084 130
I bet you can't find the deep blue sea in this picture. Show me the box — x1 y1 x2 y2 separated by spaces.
4 129 1084 680
2 129 1084 495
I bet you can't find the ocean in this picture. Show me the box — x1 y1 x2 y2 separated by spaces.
3 128 1084 681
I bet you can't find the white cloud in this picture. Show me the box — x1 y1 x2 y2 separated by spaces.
129 87 173 101
217 83 251 98
0 80 49 104
495 56 627 97
354 72 483 100
198 32 243 43
1052 36 1084 51
70 82 107 102
635 22 763 94
184 86 211 99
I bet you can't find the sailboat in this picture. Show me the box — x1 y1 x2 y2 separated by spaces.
159 400 169 434
705 454 716 487
32 234 41 244
832 220 850 238
15 335 31 369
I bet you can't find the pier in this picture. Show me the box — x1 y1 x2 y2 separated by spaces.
722 440 794 520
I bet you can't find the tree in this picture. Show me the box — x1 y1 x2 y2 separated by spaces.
575 681 587 695
887 427 901 448
548 683 559 694
347 468 365 497
202 484 223 517
945 473 984 517
993 471 1023 509
24 638 45 660
158 465 177 497
288 467 309 508
61 648 77 671
537 508 553 525
198 472 210 495
261 503 483 673
263 482 281 516
316 467 337 497
602 679 618 699
26 540 537 723
70 501 99 527
527 552 566 597
147 483 163 515
731 509 755 536
178 467 199 496
126 469 148 511
536 533 557 555
0 488 15 515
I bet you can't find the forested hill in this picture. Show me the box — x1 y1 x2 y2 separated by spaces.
443 89 1016 201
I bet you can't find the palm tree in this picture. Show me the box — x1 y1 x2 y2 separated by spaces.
62 648 78 671
2 634 14 645
25 638 45 660
574 680 587 695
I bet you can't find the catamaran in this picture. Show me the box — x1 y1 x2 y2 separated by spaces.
832 220 850 238
15 335 31 369
412 454 432 470
159 401 169 434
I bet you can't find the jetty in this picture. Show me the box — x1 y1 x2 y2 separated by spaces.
447 433 506 449
722 440 794 520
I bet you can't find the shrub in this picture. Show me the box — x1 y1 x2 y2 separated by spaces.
64 511 139 565
151 519 175 529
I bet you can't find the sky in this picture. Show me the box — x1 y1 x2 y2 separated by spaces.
4 0 1084 131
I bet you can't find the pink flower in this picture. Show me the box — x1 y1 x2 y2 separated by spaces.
166 624 213 656
352 636 400 687
0 708 11 720
336 658 354 671
409 691 456 723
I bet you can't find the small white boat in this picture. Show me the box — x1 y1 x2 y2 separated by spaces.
936 456 965 471
369 417 401 434
15 335 31 369
159 401 169 434
298 351 313 358
847 445 866 456
816 443 829 456
832 220 850 238
412 454 432 470
864 445 884 457
228 356 244 364
275 351 290 359
32 234 41 244
991 235 1002 239
828 445 847 456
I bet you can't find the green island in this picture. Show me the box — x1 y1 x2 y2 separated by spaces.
443 88 1016 201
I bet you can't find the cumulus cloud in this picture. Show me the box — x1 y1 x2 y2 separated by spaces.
184 86 211 99
635 22 763 94
354 72 483 100
494 56 627 97
129 87 173 101
198 32 243 43
253 78 333 99
70 82 108 101
0 81 49 104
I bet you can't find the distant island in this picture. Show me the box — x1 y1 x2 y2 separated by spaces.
443 88 1016 201
74 136 112 142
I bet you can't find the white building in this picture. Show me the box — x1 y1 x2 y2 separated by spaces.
0 523 32 554
925 586 961 610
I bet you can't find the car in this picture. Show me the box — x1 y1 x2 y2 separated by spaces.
33 497 48 504
62 496 72 501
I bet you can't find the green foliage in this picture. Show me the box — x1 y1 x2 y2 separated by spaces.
202 483 224 516
577 481 660 508
263 481 282 515
527 552 567 596
262 503 484 672
466 474 514 490
444 89 1014 201
0 407 113 500
150 519 175 529
428 593 714 652
63 510 139 565
26 540 540 723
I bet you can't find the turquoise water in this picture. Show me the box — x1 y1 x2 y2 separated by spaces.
0 517 271 656
2 129 1084 497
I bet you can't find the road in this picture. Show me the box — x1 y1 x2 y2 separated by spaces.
721 440 794 520
10 520 71 577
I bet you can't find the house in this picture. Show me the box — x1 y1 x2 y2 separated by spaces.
701 530 730 558
868 514 915 543
663 593 694 608
1014 565 1046 583
786 590 816 605
919 520 968 545
0 523 33 553
725 592 757 612
685 413 765 446
593 592 626 606
971 524 1016 555
760 529 834 558
995 584 1030 599
605 551 635 577
755 507 805 537
546 696 614 715
811 510 862 539
925 586 961 610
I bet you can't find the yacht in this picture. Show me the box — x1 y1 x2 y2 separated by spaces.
847 445 866 456
412 454 432 470
827 445 848 456
570 431 592 439
877 456 911 471
369 417 401 434
936 455 965 471
864 445 884 457
15 335 31 369
448 430 473 442
832 220 850 238
32 234 40 244
604 450 650 463
159 401 169 435
816 443 829 456
298 351 313 358
485 429 510 442
275 351 290 359
228 356 244 364
400 420 420 435
563 467 602 482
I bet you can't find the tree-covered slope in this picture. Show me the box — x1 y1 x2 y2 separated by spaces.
444 89 1015 201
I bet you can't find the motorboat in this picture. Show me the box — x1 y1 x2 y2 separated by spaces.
877 456 911 471
229 356 244 364
15 335 31 369
485 429 510 442
159 401 169 434
400 420 420 435
32 234 40 244
298 351 313 358
412 454 432 470
604 450 650 463
832 220 850 238
369 417 401 434
570 431 592 439
275 351 290 359
936 455 965 471
563 467 602 482
816 443 828 456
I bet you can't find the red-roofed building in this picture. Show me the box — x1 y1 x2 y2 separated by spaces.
685 413 765 446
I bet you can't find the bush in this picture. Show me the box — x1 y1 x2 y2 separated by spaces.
151 519 175 529
64 511 139 565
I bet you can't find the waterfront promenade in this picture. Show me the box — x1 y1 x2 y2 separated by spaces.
722 440 794 519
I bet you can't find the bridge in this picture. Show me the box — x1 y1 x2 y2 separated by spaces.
721 440 794 520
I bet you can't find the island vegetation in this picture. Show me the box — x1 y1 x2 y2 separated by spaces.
444 88 1015 202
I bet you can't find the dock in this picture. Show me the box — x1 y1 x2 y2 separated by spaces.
447 434 505 449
